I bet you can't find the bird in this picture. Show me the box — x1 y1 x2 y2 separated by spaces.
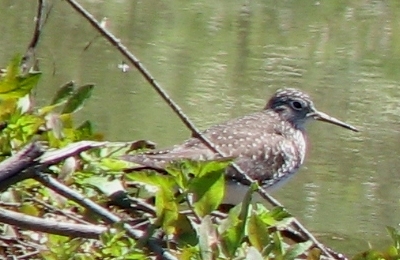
122 88 358 205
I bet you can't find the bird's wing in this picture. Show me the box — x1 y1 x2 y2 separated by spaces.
224 132 303 187
121 110 300 174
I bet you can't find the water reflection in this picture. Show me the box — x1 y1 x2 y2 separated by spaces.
2 0 400 255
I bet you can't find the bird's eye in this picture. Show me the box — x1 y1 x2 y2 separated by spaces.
290 100 303 110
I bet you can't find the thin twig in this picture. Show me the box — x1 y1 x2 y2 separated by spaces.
21 0 52 73
64 0 333 257
34 172 176 260
64 0 216 153
28 197 90 225
63 0 284 207
16 250 40 260
39 141 107 165
185 194 201 223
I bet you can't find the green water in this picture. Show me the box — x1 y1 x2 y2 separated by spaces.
2 0 400 255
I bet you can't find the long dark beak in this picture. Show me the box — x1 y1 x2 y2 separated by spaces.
308 111 359 132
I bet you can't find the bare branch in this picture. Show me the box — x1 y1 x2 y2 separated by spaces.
63 1 334 258
62 0 285 212
22 0 53 72
0 141 106 192
34 172 175 260
39 140 107 165
0 142 43 181
0 142 44 192
0 207 106 239
64 0 216 153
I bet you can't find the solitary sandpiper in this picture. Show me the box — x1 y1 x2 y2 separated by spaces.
122 88 358 204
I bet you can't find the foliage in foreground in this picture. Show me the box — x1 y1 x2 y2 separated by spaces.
0 56 399 259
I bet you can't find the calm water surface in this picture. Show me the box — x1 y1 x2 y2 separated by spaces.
2 0 400 255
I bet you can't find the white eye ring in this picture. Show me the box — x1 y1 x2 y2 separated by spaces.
290 100 303 110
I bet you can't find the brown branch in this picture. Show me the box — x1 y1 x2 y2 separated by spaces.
0 141 106 192
64 1 334 258
64 0 215 152
0 142 43 181
39 140 107 165
62 0 286 210
0 207 106 239
22 0 52 73
0 142 44 192
0 140 171 257
33 172 173 260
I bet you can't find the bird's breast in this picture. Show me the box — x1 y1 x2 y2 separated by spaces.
291 130 307 165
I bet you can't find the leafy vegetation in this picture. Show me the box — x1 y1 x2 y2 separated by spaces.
0 55 399 260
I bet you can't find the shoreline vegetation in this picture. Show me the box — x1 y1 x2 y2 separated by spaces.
0 1 398 259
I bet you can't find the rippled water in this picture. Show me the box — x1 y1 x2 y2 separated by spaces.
2 0 400 255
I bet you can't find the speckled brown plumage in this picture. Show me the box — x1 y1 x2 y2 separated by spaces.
122 88 358 198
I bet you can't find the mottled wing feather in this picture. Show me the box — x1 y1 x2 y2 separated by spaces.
122 110 304 188
224 135 301 185
123 111 278 163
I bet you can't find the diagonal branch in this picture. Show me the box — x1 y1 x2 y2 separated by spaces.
0 141 44 192
0 141 107 192
0 207 106 239
64 0 334 257
34 172 176 260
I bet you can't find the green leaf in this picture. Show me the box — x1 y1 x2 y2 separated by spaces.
166 160 229 213
167 160 230 191
180 246 200 260
125 171 175 190
247 213 270 252
1 55 20 83
19 114 44 134
270 206 291 221
81 176 124 196
166 161 191 190
126 171 178 234
175 214 198 246
38 104 61 115
155 186 179 235
272 231 284 257
20 203 40 216
219 204 246 257
218 185 253 257
100 158 132 171
197 160 230 178
0 55 41 99
62 84 94 114
75 120 93 140
387 245 399 258
283 241 312 260
5 114 44 143
220 219 243 257
15 72 41 97
219 184 253 256
51 81 75 105
254 206 291 227
189 166 225 217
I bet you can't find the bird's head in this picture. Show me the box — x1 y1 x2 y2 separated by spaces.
266 88 358 132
